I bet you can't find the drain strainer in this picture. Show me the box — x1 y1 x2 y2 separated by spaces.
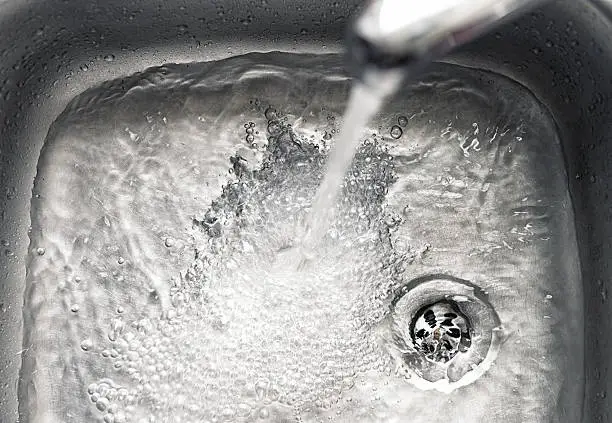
410 300 472 363
384 275 503 393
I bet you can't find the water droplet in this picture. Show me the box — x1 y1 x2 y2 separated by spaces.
545 294 553 300
397 115 408 127
164 237 175 247
390 125 403 139
70 304 80 312
36 247 45 255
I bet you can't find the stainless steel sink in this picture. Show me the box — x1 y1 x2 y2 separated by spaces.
2 0 612 421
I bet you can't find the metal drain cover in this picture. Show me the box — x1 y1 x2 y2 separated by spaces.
410 301 472 363
384 275 503 392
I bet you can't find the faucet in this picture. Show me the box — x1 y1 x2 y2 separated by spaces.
347 0 552 84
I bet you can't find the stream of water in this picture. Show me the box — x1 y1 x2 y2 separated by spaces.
298 70 403 266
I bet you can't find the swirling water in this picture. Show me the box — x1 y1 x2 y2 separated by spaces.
22 52 582 423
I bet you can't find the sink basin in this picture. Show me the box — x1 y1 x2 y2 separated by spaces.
1 0 612 421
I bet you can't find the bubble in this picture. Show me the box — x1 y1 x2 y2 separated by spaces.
71 304 80 313
117 256 125 264
397 116 408 127
88 383 98 394
246 134 255 143
264 106 278 121
96 397 110 411
103 54 115 62
81 339 94 351
221 407 236 419
267 121 282 136
36 247 45 255
164 237 175 247
235 402 251 416
258 407 270 418
254 378 268 400
390 125 403 139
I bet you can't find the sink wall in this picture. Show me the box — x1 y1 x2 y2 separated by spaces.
1 0 612 421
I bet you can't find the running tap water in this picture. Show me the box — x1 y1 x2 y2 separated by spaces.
297 0 552 263
297 69 403 266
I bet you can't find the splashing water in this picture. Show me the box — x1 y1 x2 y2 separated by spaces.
22 53 582 423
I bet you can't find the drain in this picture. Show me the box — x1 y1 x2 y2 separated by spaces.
384 274 503 393
410 300 472 363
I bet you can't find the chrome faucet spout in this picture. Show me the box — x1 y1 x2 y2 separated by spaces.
347 0 552 81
